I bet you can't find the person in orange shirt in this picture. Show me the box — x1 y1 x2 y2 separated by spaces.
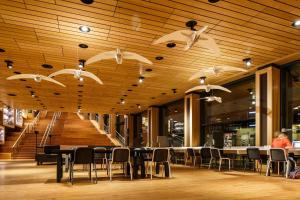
271 132 292 148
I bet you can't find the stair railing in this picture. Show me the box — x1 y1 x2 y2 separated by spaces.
115 130 125 146
12 111 40 157
39 112 61 147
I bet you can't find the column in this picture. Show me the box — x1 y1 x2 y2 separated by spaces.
147 106 159 147
184 93 200 147
255 66 280 146
124 114 134 147
98 114 104 130
109 114 116 138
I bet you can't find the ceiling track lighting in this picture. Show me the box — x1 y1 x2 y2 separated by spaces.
138 76 144 83
199 76 206 85
243 58 252 68
78 59 86 69
5 60 13 69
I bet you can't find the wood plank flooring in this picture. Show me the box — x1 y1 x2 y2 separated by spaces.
1 160 300 200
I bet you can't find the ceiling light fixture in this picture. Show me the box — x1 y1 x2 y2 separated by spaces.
292 19 300 28
79 44 88 48
5 60 13 69
243 58 252 68
81 0 94 4
138 76 144 83
208 0 220 3
79 25 91 33
79 77 84 82
172 88 177 94
167 43 176 48
0 48 5 52
121 99 125 104
31 91 35 98
199 76 206 84
78 59 86 69
155 56 164 60
137 104 141 109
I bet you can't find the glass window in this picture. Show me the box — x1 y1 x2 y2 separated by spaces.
202 76 255 148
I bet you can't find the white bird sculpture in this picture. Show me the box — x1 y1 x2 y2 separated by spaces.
48 69 103 85
185 84 231 93
6 74 65 87
152 26 220 55
199 96 222 103
189 65 247 81
86 48 153 65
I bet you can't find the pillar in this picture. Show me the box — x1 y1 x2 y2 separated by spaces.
124 114 134 147
98 114 104 130
255 66 280 146
147 107 159 147
184 93 200 147
109 114 116 138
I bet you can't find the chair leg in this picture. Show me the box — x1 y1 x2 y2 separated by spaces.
209 158 213 169
229 160 231 171
109 162 112 181
94 162 98 183
150 162 153 180
89 163 92 181
259 160 262 175
193 157 196 167
286 161 290 178
168 161 172 178
266 160 271 176
219 159 222 171
128 162 133 180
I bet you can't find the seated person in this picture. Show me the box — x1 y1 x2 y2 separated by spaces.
271 132 292 149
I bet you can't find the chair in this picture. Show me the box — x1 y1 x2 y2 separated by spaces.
108 147 132 181
210 148 233 171
200 147 211 167
185 148 201 166
149 148 171 179
244 148 262 174
69 147 97 184
266 148 294 178
94 147 108 170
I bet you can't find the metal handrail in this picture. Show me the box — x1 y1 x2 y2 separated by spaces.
12 111 41 156
39 112 61 147
115 130 125 146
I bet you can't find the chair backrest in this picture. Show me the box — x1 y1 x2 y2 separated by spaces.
112 148 130 163
74 147 94 164
210 148 221 159
201 147 211 159
44 145 60 154
153 148 169 163
94 147 107 159
269 148 288 162
247 148 261 160
187 148 195 157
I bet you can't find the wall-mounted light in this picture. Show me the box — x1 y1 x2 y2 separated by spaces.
138 76 144 83
199 76 206 85
5 60 13 69
78 59 86 69
243 58 252 68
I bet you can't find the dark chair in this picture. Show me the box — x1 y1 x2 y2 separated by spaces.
244 148 262 174
149 148 171 179
200 147 211 168
185 148 201 166
108 147 132 181
210 148 233 171
36 145 60 165
69 147 97 184
94 147 108 170
266 148 294 178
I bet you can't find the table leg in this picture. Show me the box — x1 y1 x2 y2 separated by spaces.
164 162 169 177
57 153 63 183
133 153 139 179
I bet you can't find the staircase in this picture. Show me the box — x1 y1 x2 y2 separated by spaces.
13 113 53 159
51 113 114 146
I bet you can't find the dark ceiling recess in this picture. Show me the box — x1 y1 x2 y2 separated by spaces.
0 48 5 52
186 20 197 30
132 84 138 87
54 92 60 95
208 0 220 3
14 71 21 74
41 64 53 69
151 97 156 99
127 89 132 92
78 90 83 93
145 68 152 72
26 86 32 88
155 56 164 60
7 93 16 96
20 79 27 81
167 42 176 48
60 106 64 108
79 43 88 48
78 84 84 87
161 92 166 95
81 0 94 4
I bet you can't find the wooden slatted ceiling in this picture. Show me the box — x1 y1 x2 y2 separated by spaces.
0 0 299 114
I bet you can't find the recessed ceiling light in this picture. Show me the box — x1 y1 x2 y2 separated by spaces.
292 19 300 28
136 104 141 109
0 48 5 52
78 59 86 69
172 88 177 94
41 64 53 69
243 58 252 68
79 25 91 33
127 89 132 92
14 71 21 74
20 79 26 81
78 84 84 87
5 60 13 69
123 95 128 97
78 94 82 97
151 97 156 99
54 92 60 95
79 77 84 82
120 99 125 104
155 56 164 60
7 93 16 96
167 43 176 48
26 86 32 88
161 92 166 95
78 90 83 93
132 84 138 87
79 43 89 48
138 76 144 83
81 0 94 4
60 106 64 108
145 68 152 72
31 91 35 98
199 76 206 84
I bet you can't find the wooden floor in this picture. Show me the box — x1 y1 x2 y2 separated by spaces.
1 160 300 200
